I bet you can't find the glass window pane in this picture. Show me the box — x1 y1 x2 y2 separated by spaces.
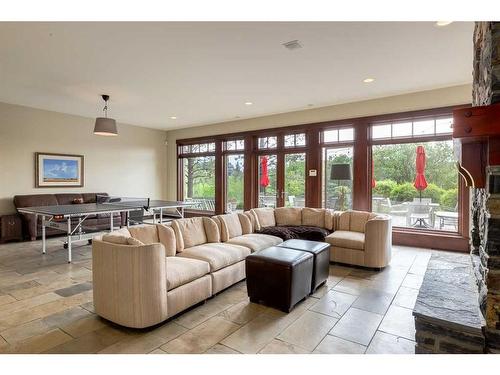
208 143 215 152
372 124 391 139
413 120 435 136
181 145 189 154
284 134 295 147
258 155 277 208
257 137 268 149
267 136 277 148
285 153 306 207
183 156 215 211
199 143 208 152
236 139 245 150
322 147 353 210
191 144 199 153
226 154 244 213
296 133 306 146
436 117 453 134
226 141 235 151
371 140 458 232
392 122 412 137
323 129 338 143
338 128 354 142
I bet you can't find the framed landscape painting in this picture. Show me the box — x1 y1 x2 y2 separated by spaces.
35 152 84 188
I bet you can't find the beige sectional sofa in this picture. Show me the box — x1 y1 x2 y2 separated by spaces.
248 207 392 268
92 215 283 328
91 208 391 328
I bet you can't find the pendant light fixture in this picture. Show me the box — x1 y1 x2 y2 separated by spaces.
94 94 117 136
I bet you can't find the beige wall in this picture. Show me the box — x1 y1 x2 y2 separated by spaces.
165 84 472 200
0 102 167 214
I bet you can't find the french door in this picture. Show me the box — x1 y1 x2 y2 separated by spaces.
257 152 306 208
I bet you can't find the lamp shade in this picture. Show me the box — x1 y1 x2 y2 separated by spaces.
94 117 117 136
330 164 352 181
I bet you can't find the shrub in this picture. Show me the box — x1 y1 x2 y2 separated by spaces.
390 182 418 203
441 188 458 210
419 183 445 204
373 180 397 198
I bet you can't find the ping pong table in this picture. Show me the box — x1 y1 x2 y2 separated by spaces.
17 195 193 263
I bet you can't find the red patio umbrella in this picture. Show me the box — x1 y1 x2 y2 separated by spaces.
371 158 376 188
260 156 269 187
413 145 428 201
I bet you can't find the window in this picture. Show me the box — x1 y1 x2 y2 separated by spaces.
182 156 216 211
225 154 244 213
322 147 353 210
179 142 215 154
258 154 277 208
257 136 277 149
371 116 453 140
322 127 354 143
225 139 245 151
371 140 458 232
284 133 306 148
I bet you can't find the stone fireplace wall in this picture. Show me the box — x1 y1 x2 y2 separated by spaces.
471 21 500 353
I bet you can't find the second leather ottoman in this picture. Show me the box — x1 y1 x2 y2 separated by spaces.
277 239 330 293
245 246 313 313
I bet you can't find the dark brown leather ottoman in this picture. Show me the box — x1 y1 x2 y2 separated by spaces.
277 239 330 293
245 246 313 313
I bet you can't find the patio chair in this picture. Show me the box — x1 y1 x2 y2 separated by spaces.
406 201 435 228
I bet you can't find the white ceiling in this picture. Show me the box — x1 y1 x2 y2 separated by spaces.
0 22 473 130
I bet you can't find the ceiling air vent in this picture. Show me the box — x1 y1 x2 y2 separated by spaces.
282 40 302 50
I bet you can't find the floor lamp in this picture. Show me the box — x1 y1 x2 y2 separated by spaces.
330 164 352 211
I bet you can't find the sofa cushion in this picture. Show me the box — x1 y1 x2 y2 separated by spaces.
250 208 276 230
338 211 351 231
243 211 257 232
102 233 130 245
127 237 144 246
238 213 253 234
203 217 220 243
218 213 243 241
349 211 372 233
166 257 210 291
301 208 325 228
128 225 159 245
275 207 302 226
326 230 365 250
157 224 177 257
227 233 283 252
171 217 207 251
55 193 84 205
178 243 250 272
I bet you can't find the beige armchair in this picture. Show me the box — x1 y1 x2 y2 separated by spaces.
325 210 392 269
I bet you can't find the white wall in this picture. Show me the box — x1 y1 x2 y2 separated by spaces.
165 84 472 200
0 102 168 214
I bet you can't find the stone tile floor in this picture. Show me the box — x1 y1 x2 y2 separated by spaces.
0 237 451 354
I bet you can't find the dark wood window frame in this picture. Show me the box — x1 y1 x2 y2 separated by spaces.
176 104 470 251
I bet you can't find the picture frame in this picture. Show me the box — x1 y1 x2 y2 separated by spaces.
35 152 84 188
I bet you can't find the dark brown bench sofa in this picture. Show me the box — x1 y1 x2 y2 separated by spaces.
13 193 124 240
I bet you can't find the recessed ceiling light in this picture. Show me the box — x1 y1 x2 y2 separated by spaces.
436 21 453 27
282 40 302 50
170 116 177 120
245 102 253 106
363 78 375 83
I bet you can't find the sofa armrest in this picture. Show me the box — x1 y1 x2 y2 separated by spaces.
92 239 168 328
364 215 392 268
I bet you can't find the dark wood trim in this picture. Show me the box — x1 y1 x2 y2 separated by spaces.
176 105 468 145
352 122 369 211
393 228 469 252
176 104 471 249
306 129 321 208
215 140 224 214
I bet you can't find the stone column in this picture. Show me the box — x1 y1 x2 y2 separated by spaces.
472 21 500 353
